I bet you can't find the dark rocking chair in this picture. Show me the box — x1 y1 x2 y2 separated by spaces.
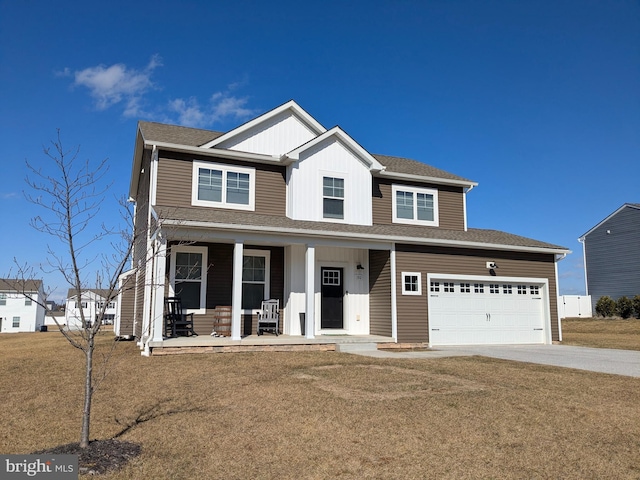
164 297 198 337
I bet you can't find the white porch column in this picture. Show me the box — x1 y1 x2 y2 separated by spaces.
390 244 398 342
305 243 315 339
151 235 167 343
231 240 244 340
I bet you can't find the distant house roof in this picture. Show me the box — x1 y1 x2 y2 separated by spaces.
66 288 116 301
579 203 640 240
0 278 43 293
157 206 568 255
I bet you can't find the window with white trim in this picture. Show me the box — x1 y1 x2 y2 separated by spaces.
430 281 440 292
192 161 255 210
502 284 513 294
0 293 6 305
460 283 471 293
489 284 500 294
242 250 270 310
474 283 485 293
517 285 527 295
402 272 422 295
322 176 344 219
529 285 540 295
75 301 88 309
392 185 439 226
443 282 455 292
170 245 208 312
25 297 32 306
12 317 20 328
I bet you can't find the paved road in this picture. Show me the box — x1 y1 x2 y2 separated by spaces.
350 344 640 378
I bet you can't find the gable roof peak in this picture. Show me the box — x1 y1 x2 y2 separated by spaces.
199 100 326 149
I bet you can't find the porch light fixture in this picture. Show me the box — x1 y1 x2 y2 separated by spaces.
356 264 364 270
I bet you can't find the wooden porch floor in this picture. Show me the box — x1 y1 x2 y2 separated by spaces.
147 334 404 355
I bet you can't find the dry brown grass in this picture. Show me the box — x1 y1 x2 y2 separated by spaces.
562 317 640 350
2 331 640 479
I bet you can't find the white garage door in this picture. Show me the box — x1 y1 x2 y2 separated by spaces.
428 278 547 345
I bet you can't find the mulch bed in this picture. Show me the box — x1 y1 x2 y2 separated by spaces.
34 439 141 475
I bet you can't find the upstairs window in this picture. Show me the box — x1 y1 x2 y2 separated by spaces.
0 293 6 305
192 161 255 210
392 185 439 226
323 177 344 219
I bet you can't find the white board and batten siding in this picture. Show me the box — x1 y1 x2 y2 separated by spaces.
215 110 319 157
284 245 370 336
427 274 552 346
287 137 373 225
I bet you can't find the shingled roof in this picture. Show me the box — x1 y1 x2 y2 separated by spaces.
138 121 473 184
156 206 567 253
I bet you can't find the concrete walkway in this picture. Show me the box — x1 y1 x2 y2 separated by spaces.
347 344 640 378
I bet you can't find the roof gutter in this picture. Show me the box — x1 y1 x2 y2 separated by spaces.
144 140 282 165
377 170 478 189
161 219 571 256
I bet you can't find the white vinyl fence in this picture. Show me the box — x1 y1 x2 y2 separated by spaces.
558 295 592 318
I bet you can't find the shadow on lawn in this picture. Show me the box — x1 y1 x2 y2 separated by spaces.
34 400 205 476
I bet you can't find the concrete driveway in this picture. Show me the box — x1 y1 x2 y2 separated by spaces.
349 344 640 378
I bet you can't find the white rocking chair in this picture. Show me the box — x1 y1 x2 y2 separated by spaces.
257 299 279 336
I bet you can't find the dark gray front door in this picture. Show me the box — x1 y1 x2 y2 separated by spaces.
321 267 343 329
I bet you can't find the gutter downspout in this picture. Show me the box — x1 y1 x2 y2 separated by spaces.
554 252 568 342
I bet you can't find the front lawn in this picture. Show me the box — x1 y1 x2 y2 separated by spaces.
561 317 640 350
1 331 639 479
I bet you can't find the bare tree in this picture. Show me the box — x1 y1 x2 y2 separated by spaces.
14 130 134 449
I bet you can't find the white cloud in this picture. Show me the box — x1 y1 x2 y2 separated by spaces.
72 55 162 116
168 89 257 128
67 56 256 127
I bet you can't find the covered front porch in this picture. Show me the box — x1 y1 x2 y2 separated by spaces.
147 333 401 355
138 223 397 355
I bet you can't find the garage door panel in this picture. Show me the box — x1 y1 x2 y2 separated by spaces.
428 279 547 346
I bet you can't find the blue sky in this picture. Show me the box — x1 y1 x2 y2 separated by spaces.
1 0 638 301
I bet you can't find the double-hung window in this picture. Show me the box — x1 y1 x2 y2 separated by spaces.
170 246 208 312
392 185 438 226
242 250 270 310
322 176 344 220
192 161 255 210
0 293 6 305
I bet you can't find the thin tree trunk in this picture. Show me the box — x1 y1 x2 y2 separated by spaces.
80 333 94 448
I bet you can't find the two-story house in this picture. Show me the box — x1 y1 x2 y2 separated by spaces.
126 101 569 355
0 278 46 333
579 203 640 311
65 289 117 329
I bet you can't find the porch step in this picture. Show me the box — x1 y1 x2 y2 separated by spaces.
335 342 379 353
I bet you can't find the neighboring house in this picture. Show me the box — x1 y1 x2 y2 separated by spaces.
579 203 640 311
128 100 569 354
0 279 46 333
65 289 117 329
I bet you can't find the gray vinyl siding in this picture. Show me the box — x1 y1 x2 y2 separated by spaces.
583 206 640 310
394 245 559 343
166 242 284 336
369 250 392 336
155 151 286 216
372 178 465 230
